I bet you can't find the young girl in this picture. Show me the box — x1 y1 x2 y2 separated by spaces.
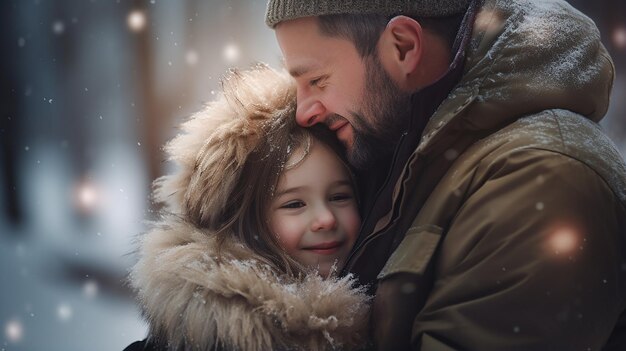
125 65 370 351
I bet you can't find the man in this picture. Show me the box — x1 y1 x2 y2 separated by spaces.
266 0 626 350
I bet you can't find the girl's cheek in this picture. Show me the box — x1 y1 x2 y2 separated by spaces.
348 210 361 236
272 218 306 244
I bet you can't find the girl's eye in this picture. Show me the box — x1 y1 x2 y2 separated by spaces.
280 200 305 209
330 193 353 202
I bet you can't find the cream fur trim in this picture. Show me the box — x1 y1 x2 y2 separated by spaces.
154 65 296 225
130 219 370 351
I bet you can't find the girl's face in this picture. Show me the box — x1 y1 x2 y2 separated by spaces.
269 142 360 277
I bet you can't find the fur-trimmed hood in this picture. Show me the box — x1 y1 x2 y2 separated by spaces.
130 65 370 350
131 218 370 351
154 65 297 227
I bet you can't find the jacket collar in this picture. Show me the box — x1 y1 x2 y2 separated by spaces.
417 0 613 156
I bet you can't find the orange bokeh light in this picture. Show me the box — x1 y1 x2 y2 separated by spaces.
549 227 579 255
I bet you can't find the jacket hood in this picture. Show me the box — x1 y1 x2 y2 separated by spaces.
154 65 296 226
131 218 370 351
419 0 614 152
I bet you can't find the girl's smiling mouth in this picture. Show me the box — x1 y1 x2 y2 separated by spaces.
303 241 343 254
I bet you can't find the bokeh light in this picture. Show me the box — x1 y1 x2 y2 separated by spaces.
84 280 99 299
473 9 503 36
549 227 579 255
5 319 24 343
57 304 73 322
127 10 147 32
52 20 65 35
74 180 100 213
223 43 240 63
613 27 626 50
185 49 199 66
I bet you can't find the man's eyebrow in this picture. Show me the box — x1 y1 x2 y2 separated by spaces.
289 64 317 78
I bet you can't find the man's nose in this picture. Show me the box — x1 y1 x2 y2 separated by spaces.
296 96 326 127
311 206 337 232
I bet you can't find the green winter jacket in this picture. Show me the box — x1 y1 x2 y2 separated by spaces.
344 0 626 349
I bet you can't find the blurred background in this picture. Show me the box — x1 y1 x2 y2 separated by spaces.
0 1 624 350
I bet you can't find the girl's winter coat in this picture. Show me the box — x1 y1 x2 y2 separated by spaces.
126 67 370 351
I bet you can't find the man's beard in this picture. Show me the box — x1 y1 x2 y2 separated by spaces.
346 56 412 169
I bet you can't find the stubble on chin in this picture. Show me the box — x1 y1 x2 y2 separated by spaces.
345 116 387 170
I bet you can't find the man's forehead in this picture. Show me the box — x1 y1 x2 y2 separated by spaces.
276 19 358 78
276 19 327 77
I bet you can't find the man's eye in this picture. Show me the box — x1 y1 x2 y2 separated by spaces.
309 76 324 87
281 201 305 209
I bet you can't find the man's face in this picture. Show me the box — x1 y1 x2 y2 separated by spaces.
275 17 411 169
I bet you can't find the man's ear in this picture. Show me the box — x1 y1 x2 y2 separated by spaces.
378 16 423 89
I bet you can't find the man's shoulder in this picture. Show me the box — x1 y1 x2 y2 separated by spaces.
473 109 626 202
481 109 605 153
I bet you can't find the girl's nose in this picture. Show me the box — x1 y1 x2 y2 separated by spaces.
311 206 337 232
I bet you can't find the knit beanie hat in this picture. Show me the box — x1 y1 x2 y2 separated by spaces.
265 0 471 28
